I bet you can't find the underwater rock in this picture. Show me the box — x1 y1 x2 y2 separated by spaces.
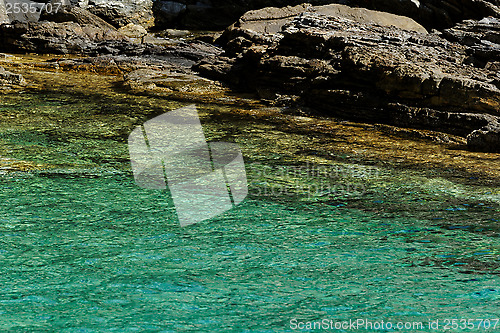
0 66 26 87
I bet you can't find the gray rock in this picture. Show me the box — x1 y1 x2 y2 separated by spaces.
0 0 9 24
221 3 427 43
0 0 43 24
84 0 154 28
0 20 129 54
40 5 117 31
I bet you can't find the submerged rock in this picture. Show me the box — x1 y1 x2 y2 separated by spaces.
195 4 500 152
0 66 26 88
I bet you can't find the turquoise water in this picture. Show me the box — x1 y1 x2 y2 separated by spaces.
0 88 499 332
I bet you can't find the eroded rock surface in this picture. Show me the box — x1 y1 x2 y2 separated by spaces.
195 4 500 151
443 17 500 67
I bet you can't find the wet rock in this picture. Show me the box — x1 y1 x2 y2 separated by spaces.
123 68 240 104
195 4 500 152
467 121 500 152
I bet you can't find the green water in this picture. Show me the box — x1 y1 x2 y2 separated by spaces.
0 86 499 332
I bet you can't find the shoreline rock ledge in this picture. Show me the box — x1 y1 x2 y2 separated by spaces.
195 3 500 152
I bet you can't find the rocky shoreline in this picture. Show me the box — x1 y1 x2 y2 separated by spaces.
1 0 500 152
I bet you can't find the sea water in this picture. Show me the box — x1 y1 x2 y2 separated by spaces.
0 82 499 332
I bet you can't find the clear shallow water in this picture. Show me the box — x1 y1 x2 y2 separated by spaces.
0 171 499 332
0 79 499 331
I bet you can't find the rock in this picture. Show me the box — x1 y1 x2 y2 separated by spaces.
0 0 43 24
81 0 154 28
220 3 427 45
118 22 147 39
0 66 26 87
0 20 129 54
195 4 500 152
123 68 242 104
442 17 500 67
149 0 500 30
153 1 186 27
40 5 117 31
467 121 500 151
152 0 346 30
365 0 500 29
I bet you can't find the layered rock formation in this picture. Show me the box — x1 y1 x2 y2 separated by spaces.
195 4 500 151
0 20 130 54
0 0 153 28
152 0 500 30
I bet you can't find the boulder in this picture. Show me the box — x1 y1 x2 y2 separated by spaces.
117 22 147 38
221 3 427 44
83 0 154 28
40 5 117 31
0 0 43 24
467 121 500 151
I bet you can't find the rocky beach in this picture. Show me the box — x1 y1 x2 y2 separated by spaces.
0 1 499 331
1 0 500 155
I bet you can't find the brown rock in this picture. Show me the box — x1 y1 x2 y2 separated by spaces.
195 5 500 152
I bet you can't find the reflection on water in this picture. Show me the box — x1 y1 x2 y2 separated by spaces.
0 68 498 331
